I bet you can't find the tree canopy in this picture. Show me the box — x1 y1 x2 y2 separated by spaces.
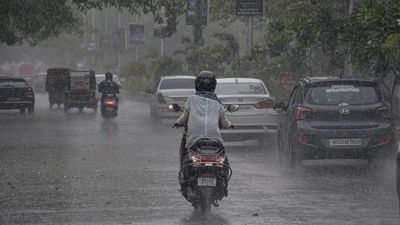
0 0 184 46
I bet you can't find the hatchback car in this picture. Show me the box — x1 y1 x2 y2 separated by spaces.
274 76 396 168
215 78 278 146
0 76 35 113
148 75 196 122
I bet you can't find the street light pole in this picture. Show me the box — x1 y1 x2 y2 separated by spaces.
91 8 95 67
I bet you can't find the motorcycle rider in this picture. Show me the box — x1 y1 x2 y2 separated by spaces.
174 70 233 166
98 72 120 106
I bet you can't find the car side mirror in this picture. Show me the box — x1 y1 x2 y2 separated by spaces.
168 104 182 112
227 104 240 113
273 101 287 111
145 89 153 94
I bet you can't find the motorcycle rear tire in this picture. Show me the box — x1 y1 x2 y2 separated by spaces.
200 202 211 219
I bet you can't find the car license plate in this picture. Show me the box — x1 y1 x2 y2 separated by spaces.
7 97 20 101
197 177 216 187
329 138 361 146
239 105 252 111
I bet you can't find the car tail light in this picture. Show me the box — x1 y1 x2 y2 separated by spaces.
298 133 309 144
157 93 166 103
294 106 311 120
379 133 392 145
255 99 274 109
377 105 391 119
27 86 33 92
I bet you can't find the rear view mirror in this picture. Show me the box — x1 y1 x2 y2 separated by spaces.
227 104 240 113
273 102 287 111
168 104 182 112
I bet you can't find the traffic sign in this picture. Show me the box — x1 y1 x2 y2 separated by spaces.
129 24 145 44
236 0 263 16
186 0 208 25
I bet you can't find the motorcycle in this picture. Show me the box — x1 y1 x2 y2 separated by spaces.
169 103 239 217
101 93 118 119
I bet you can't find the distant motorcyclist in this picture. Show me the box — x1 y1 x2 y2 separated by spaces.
98 72 120 105
174 71 232 165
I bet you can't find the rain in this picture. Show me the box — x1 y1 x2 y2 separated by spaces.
0 0 399 225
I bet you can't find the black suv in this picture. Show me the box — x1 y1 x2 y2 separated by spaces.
0 76 35 113
274 77 396 168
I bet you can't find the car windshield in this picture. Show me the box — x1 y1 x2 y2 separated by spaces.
0 79 27 87
305 81 381 105
159 78 195 89
215 82 267 95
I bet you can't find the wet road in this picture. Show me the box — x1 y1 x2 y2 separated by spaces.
0 94 399 225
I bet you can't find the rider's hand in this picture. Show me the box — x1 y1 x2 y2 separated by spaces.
172 123 181 128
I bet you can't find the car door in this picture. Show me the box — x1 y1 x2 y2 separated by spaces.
281 85 302 151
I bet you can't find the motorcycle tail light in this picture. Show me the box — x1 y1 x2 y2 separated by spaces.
377 105 391 119
157 93 166 103
105 99 114 105
191 153 225 163
294 106 311 120
201 173 214 177
255 99 274 109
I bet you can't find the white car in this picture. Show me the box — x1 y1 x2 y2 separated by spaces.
95 74 122 100
215 78 278 146
148 75 196 123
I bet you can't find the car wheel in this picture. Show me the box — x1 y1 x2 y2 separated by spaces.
288 136 302 169
277 132 287 166
368 141 396 168
258 135 268 148
27 104 34 114
150 107 160 124
396 153 400 213
19 108 26 114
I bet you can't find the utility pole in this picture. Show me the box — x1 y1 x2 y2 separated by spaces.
91 8 95 67
193 0 205 46
117 10 122 68
247 16 254 51
135 14 139 62
160 6 166 57
343 0 354 78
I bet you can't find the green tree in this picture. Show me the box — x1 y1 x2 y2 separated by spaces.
150 56 183 81
176 32 239 75
348 0 400 76
0 0 185 46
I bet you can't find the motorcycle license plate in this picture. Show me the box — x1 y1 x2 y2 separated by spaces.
106 107 113 111
198 177 216 187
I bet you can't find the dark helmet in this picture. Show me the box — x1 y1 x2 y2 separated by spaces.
195 71 217 92
105 72 113 80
